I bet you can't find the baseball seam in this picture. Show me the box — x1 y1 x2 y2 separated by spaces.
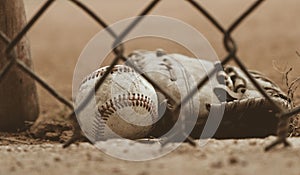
80 65 135 86
91 93 157 141
80 65 157 141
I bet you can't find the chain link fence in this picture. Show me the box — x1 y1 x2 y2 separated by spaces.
0 0 299 151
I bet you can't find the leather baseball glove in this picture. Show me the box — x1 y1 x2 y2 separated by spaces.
126 49 293 139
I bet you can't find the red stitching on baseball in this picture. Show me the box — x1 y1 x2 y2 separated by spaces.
81 65 156 140
81 65 135 85
92 93 156 140
98 93 156 120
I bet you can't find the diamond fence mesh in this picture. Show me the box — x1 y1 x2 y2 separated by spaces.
0 0 299 151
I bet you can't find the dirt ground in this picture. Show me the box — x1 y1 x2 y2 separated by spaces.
1 137 300 175
1 0 300 174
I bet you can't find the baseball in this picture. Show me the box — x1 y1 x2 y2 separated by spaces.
75 65 158 142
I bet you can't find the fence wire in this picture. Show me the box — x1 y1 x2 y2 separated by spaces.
0 0 299 151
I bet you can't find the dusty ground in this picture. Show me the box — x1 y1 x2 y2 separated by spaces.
1 137 300 175
1 0 300 174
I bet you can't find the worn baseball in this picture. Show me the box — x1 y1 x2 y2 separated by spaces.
75 65 158 142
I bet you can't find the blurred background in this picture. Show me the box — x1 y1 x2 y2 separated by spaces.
23 0 300 117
